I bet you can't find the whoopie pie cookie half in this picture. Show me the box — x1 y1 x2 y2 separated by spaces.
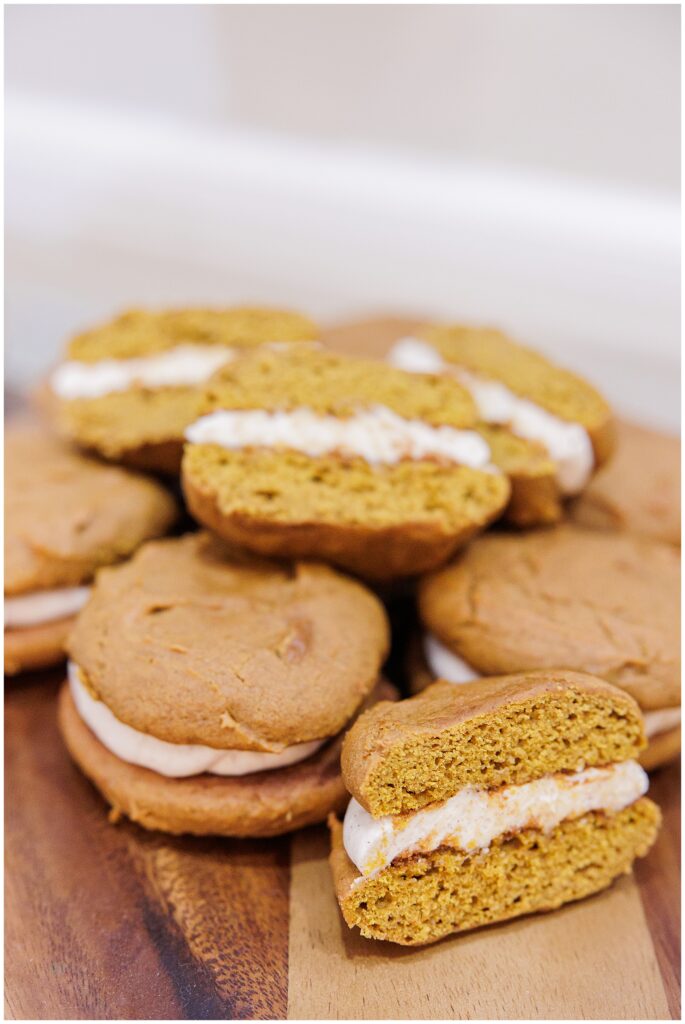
387 321 615 525
330 671 660 946
58 532 393 837
181 346 511 580
5 423 177 675
46 306 319 473
415 524 681 769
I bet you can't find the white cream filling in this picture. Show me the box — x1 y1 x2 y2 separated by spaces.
343 759 648 879
423 632 479 684
5 586 91 628
644 707 681 739
389 337 594 494
68 661 325 778
50 344 237 399
185 405 493 469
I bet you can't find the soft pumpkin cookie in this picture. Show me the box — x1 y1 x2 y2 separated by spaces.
47 306 319 473
321 315 593 528
416 525 681 768
59 531 393 836
386 321 614 524
569 419 680 546
182 347 511 580
4 424 177 675
330 671 660 946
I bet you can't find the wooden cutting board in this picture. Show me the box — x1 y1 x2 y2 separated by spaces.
4 670 680 1020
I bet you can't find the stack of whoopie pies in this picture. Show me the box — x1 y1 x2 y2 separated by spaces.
7 306 677 947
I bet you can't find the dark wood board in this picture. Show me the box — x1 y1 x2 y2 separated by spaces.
4 669 680 1020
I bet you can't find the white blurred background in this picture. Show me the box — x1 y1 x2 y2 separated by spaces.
5 5 681 427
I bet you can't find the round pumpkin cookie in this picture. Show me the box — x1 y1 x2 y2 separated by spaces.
387 321 615 524
59 531 392 837
47 306 319 473
4 423 178 675
569 419 680 546
182 347 511 580
416 524 681 768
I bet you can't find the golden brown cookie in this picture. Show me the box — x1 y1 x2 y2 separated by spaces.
4 424 177 675
61 532 392 836
68 532 390 748
319 313 602 524
342 672 645 816
392 323 615 461
330 672 660 945
182 347 511 580
59 678 397 838
47 307 319 473
417 524 681 768
569 419 680 546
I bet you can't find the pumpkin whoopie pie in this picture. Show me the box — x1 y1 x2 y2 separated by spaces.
47 306 318 473
387 322 614 525
569 419 680 546
4 424 177 675
330 671 660 946
58 532 393 837
415 524 681 769
181 347 511 580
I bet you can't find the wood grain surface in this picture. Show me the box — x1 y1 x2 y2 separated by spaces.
4 667 680 1020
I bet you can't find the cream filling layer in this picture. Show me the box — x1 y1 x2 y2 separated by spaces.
68 661 325 777
185 405 493 469
5 586 91 628
423 632 680 739
389 337 594 494
51 344 237 399
423 632 479 684
343 759 648 879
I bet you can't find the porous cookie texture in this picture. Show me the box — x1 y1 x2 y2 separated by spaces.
342 672 645 818
5 425 178 596
182 348 510 579
192 344 479 423
59 678 397 837
418 323 615 464
569 420 680 546
329 799 661 946
405 638 678 773
64 307 319 362
52 307 318 471
67 532 390 750
418 525 680 713
322 316 578 526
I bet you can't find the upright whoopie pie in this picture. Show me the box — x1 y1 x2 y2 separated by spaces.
47 306 318 473
5 424 177 675
569 419 680 546
330 671 660 946
387 322 615 525
58 532 393 837
182 347 511 580
415 525 681 769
